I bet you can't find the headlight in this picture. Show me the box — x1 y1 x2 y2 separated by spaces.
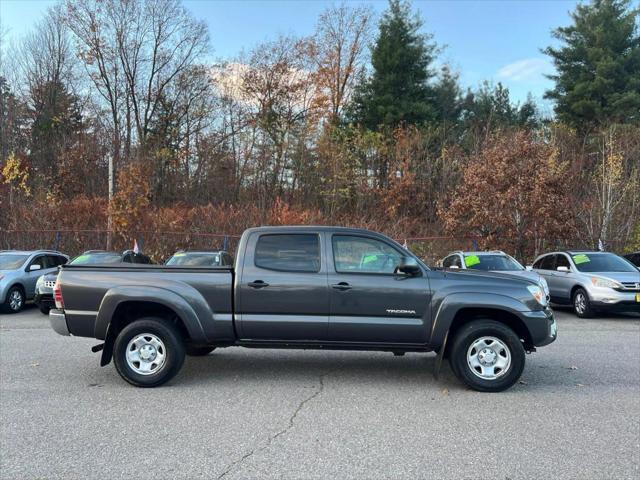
36 275 44 289
590 277 622 289
527 285 548 306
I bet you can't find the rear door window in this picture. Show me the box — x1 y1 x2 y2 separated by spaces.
255 234 320 273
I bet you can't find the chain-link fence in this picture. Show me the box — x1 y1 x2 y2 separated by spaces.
0 229 631 265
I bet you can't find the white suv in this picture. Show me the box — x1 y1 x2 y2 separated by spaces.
440 250 550 300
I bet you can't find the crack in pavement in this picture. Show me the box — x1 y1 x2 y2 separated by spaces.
216 371 330 479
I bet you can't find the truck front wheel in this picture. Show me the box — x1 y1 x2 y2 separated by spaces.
113 317 186 387
448 320 525 392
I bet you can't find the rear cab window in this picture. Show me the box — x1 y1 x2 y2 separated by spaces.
255 234 321 273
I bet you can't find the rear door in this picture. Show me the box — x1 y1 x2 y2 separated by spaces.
327 234 431 344
236 232 329 340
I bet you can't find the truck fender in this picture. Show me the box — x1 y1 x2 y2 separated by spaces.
95 285 209 346
429 292 530 346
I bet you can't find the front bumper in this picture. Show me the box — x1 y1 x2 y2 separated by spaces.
588 287 640 313
49 309 70 336
522 307 557 347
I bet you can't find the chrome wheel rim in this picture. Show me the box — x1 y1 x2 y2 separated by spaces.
126 333 167 375
9 290 23 311
574 292 586 315
467 336 511 380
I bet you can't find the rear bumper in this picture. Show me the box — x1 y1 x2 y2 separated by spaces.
49 309 70 336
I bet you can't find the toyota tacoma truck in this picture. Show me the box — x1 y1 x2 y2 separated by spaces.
49 226 557 392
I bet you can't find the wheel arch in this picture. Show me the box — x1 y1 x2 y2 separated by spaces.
96 286 209 366
430 293 536 352
447 307 534 352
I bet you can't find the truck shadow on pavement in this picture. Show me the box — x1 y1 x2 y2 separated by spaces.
163 350 590 392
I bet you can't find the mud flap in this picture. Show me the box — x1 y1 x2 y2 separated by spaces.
433 330 449 380
100 325 115 367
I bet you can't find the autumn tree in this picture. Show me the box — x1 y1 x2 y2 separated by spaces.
312 3 373 122
439 131 571 260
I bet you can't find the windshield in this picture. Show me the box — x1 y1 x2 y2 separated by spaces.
572 253 638 273
464 254 524 271
0 254 29 270
166 253 221 266
70 253 123 265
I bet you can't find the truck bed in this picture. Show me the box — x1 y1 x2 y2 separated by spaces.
58 264 234 342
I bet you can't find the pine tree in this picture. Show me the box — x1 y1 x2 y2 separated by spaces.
350 0 438 130
543 0 640 129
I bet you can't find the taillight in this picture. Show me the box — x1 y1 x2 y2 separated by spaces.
53 278 64 309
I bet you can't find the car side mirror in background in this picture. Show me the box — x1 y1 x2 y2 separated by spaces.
525 265 533 271
29 264 42 271
557 266 570 272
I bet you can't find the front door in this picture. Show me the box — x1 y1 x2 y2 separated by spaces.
236 232 329 341
327 234 430 344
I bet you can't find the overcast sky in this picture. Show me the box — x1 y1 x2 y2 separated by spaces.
1 0 580 109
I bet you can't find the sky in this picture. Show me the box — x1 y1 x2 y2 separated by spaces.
0 0 581 109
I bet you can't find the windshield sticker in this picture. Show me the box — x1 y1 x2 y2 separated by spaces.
362 254 379 264
573 254 590 264
464 255 480 267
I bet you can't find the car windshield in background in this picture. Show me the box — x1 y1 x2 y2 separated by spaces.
0 254 29 270
166 253 221 266
464 254 523 271
70 253 123 265
572 253 638 273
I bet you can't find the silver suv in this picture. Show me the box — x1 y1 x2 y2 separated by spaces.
0 250 69 313
532 251 640 317
440 250 550 299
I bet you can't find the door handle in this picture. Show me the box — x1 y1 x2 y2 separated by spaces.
248 280 269 289
331 282 352 291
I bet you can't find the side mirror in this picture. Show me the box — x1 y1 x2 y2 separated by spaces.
395 257 421 277
29 264 42 271
557 266 570 273
525 265 533 271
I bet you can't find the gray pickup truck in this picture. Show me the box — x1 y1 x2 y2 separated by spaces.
49 226 556 392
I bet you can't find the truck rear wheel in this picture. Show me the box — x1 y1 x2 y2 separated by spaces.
449 320 525 392
113 317 185 388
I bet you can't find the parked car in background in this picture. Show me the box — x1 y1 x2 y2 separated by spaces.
623 252 640 269
165 250 233 267
532 251 640 317
0 250 69 313
440 250 550 300
35 250 152 314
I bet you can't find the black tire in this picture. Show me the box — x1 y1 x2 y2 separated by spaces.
38 304 51 315
572 287 594 318
2 286 25 314
113 317 185 388
448 320 525 393
185 345 216 356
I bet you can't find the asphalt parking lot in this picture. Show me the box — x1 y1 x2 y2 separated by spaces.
1 306 639 480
